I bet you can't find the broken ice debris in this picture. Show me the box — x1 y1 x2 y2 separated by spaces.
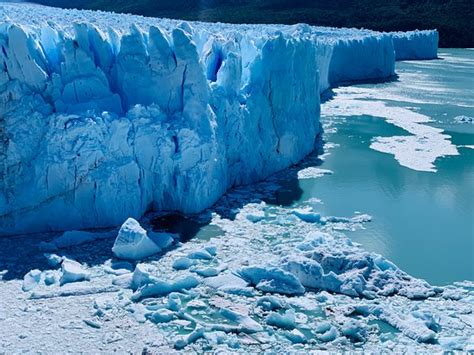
291 208 322 223
60 258 91 285
284 329 307 344
266 309 297 330
112 218 174 260
203 273 253 295
148 309 176 324
172 257 195 270
297 167 333 179
219 308 263 334
174 326 206 350
22 269 42 292
187 249 214 260
239 266 305 295
131 276 199 301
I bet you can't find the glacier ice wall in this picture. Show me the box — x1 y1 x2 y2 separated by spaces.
390 30 439 60
0 6 322 235
0 4 436 235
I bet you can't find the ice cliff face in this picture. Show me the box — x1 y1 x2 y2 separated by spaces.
390 30 439 60
0 4 437 235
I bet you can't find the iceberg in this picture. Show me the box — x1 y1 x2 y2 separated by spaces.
112 218 174 260
0 4 438 236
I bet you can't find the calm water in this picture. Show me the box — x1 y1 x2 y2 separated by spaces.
296 49 474 285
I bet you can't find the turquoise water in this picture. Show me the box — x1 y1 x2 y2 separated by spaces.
296 49 474 285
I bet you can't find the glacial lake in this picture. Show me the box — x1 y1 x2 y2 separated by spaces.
293 48 474 286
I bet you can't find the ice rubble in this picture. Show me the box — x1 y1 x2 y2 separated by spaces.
0 3 438 235
7 186 473 352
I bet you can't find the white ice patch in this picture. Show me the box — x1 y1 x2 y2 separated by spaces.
323 88 459 172
297 167 333 179
453 115 474 124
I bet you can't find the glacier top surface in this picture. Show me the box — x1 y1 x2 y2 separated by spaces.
0 2 387 41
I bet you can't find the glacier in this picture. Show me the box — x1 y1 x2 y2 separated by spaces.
390 30 439 60
0 3 438 235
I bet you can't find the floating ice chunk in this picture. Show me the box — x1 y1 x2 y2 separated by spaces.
112 218 173 260
453 115 474 124
439 336 471 351
193 267 219 278
283 243 434 299
83 318 102 329
219 308 263 334
412 309 441 332
112 273 134 288
291 208 322 223
315 321 332 334
283 257 343 294
131 276 199 301
297 167 333 180
246 211 266 223
353 305 438 343
205 246 217 256
266 309 296 330
296 231 329 251
103 260 134 276
22 269 42 292
239 266 305 295
203 273 254 295
318 326 338 342
187 249 214 260
204 273 248 289
174 326 206 350
167 293 182 312
285 329 306 344
257 296 286 311
341 319 367 343
324 214 372 224
148 309 176 324
131 263 158 290
44 271 59 286
172 257 195 270
43 254 64 268
187 300 208 309
60 258 91 285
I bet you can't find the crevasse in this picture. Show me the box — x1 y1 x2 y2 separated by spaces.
0 4 438 235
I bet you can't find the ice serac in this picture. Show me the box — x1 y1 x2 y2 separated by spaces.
390 30 439 60
0 4 436 235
